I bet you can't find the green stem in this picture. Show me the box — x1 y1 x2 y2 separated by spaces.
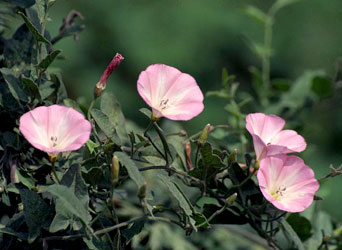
41 216 183 242
51 161 60 184
87 99 96 121
197 204 228 227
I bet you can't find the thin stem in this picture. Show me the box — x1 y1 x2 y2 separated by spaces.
153 122 172 165
87 99 96 121
41 216 183 242
231 168 257 188
197 204 227 227
139 165 202 183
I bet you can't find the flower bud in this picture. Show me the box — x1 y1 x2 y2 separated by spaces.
185 141 193 170
198 124 212 145
10 159 19 184
226 193 237 206
94 53 124 98
110 155 120 183
137 182 147 199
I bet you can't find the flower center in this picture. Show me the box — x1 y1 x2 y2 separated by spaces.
159 98 169 110
50 136 58 148
270 186 287 201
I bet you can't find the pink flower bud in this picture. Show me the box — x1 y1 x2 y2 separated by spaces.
94 53 124 98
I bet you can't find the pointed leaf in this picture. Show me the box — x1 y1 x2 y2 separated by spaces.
37 49 61 71
18 11 51 45
114 152 144 188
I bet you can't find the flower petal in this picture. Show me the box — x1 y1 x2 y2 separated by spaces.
137 64 204 120
246 113 285 144
257 155 319 213
19 105 91 154
270 129 306 153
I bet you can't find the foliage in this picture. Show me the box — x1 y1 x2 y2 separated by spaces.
0 0 341 249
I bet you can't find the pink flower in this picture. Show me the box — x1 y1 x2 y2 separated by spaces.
94 53 124 97
19 105 91 155
246 113 306 161
137 64 204 121
257 155 319 212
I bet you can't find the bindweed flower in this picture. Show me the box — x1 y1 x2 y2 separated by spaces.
137 64 204 121
246 113 306 162
94 53 124 98
19 105 91 155
257 155 319 212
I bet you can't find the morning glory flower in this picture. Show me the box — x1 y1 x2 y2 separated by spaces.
246 113 306 161
19 105 91 155
257 155 319 212
137 64 204 121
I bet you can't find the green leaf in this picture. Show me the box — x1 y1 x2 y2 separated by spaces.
114 152 144 188
52 73 68 104
36 50 62 71
18 11 51 45
3 24 35 67
86 140 99 154
196 197 220 209
139 108 152 119
122 221 144 243
16 168 35 189
200 143 225 168
49 165 90 232
279 217 305 250
91 108 115 138
19 189 51 243
157 173 193 217
2 0 35 8
44 184 91 230
243 5 267 24
22 77 41 101
63 98 83 113
101 92 128 141
287 213 312 241
39 80 55 100
0 68 28 103
311 76 333 98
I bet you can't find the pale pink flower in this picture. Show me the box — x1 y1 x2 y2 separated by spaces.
94 53 124 97
257 155 319 212
137 64 204 121
246 113 306 161
19 105 91 155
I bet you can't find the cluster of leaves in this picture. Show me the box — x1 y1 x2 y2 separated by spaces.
0 0 342 250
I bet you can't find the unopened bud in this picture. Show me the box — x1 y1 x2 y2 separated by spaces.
226 193 237 206
179 130 187 137
10 159 19 184
198 124 213 145
111 155 120 183
94 53 124 98
138 182 147 199
185 141 193 170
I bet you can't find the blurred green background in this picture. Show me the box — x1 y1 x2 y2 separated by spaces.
16 0 342 219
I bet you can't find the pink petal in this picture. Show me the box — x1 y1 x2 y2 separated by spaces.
19 105 91 154
270 129 306 153
137 64 204 121
246 113 285 144
251 135 267 160
257 155 319 213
